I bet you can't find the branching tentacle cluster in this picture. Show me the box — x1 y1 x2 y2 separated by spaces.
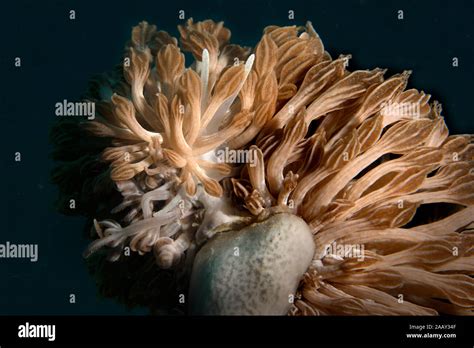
77 19 473 315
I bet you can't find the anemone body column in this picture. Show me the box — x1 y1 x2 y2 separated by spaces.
188 213 315 315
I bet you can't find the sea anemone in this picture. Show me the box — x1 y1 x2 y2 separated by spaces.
51 19 474 315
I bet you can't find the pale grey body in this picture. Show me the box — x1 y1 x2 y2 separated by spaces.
189 213 315 315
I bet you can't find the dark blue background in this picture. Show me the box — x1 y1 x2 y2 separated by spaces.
1 0 473 314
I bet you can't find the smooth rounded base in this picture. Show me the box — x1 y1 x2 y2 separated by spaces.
189 213 315 315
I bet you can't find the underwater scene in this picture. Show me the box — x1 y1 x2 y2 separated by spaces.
1 0 474 345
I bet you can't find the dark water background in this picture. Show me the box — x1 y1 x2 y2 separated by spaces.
0 0 473 314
